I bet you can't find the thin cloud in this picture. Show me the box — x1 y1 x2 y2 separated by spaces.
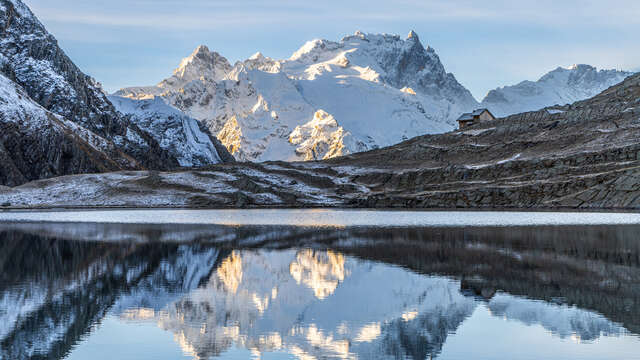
29 9 298 29
28 0 640 30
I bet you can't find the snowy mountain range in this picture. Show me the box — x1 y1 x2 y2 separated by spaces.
114 34 634 162
115 31 478 162
481 64 633 117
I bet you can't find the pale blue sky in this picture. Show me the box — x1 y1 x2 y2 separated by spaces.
25 0 639 100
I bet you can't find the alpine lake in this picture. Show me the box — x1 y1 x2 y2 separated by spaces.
0 209 638 360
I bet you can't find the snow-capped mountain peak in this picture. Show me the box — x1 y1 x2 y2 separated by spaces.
289 38 342 63
237 52 281 74
407 29 419 40
284 30 476 104
116 31 479 161
539 64 602 83
567 64 580 70
165 45 232 87
249 52 265 60
482 64 633 117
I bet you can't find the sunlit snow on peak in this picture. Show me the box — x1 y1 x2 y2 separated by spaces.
116 31 478 161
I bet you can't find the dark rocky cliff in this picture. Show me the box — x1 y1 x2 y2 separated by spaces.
0 0 181 186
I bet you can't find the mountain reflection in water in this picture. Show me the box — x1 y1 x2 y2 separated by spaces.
0 223 638 360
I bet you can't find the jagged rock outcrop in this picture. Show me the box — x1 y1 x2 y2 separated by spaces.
0 73 131 186
289 110 362 160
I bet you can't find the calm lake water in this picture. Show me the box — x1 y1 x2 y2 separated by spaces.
0 210 639 359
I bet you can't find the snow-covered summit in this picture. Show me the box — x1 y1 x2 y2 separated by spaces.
285 30 476 104
116 31 477 161
481 64 633 117
163 45 232 88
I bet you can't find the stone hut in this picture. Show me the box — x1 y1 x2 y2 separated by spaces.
457 109 496 129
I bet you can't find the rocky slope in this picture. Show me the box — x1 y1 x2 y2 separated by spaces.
335 71 640 209
116 31 478 161
3 72 640 209
0 72 132 186
0 0 233 187
481 64 633 117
